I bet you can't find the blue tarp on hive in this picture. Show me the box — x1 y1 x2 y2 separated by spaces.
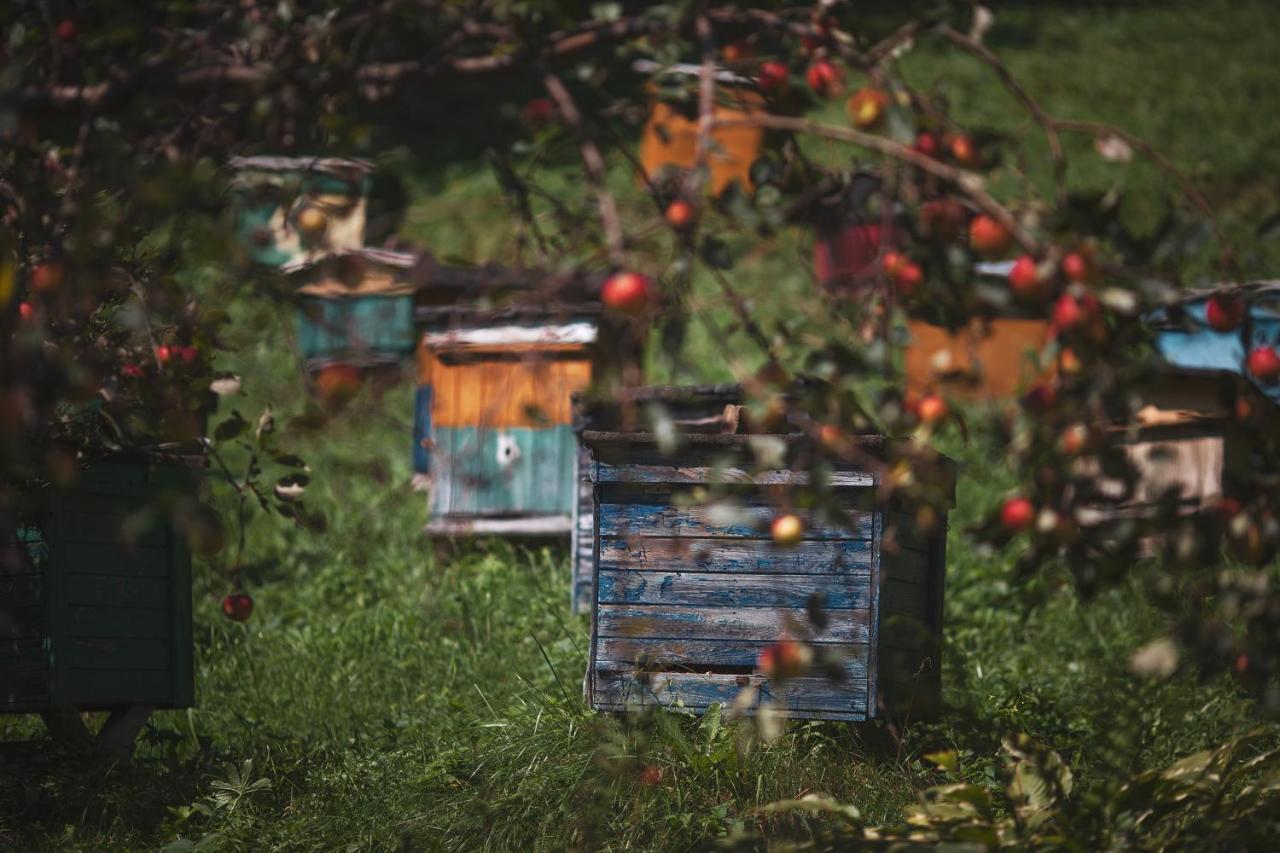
1146 282 1280 405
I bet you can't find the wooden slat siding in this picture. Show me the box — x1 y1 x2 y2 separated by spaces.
431 426 579 517
599 537 872 575
62 637 172 671
596 605 871 644
598 502 873 540
883 511 933 552
571 445 594 614
0 606 45 640
880 578 928 615
170 510 195 708
0 637 46 669
64 573 170 609
429 354 591 429
61 510 168 549
880 546 930 585
62 669 174 706
597 571 871 609
593 463 874 487
593 671 867 719
865 510 883 720
596 637 869 670
65 606 171 640
0 573 44 607
2 669 49 710
59 543 171 578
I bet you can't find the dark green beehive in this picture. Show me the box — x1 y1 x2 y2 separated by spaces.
2 461 195 717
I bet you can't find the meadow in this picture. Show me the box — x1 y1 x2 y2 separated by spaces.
4 1 1280 849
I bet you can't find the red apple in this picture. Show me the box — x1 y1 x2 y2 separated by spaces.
121 363 144 378
1235 653 1250 675
55 19 77 41
1205 295 1245 332
1008 255 1044 298
1060 422 1089 455
1215 497 1242 519
1022 382 1059 413
601 271 654 315
805 60 842 97
17 301 34 322
315 363 363 402
770 512 805 547
968 214 1011 256
1000 497 1035 532
913 132 939 158
948 134 980 167
916 393 948 425
30 261 64 293
1247 345 1280 382
155 344 172 363
639 765 664 786
757 639 812 679
221 592 254 622
757 60 789 92
1052 292 1100 330
882 251 923 296
664 199 696 231
520 97 556 128
1060 251 1092 283
845 87 888 129
179 345 199 363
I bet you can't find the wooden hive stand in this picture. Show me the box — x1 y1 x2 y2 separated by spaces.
2 458 197 766
580 424 954 722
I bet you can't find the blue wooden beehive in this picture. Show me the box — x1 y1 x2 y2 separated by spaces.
286 248 418 372
581 430 953 721
1147 281 1280 405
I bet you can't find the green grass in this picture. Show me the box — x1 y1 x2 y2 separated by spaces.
5 2 1280 849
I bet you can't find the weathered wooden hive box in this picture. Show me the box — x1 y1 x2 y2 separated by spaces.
581 430 953 721
229 156 373 267
570 384 746 613
2 461 194 719
286 248 418 372
637 64 764 197
1075 366 1274 525
415 265 641 536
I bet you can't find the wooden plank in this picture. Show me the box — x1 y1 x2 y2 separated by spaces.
596 637 868 672
64 574 169 610
598 502 873 540
61 543 171 577
879 612 938 651
882 547 930 585
596 604 870 644
599 537 872 575
430 356 591 429
0 573 44 607
597 570 870 609
61 637 172 671
169 525 195 708
423 514 573 536
65 607 171 639
0 605 45 640
61 668 175 707
1 668 50 710
0 637 48 671
883 512 933 552
60 510 168 548
592 670 867 718
881 578 928 616
593 463 874 487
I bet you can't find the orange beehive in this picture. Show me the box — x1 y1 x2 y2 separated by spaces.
638 69 764 196
904 318 1053 399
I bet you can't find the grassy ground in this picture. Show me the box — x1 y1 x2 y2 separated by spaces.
4 1 1280 849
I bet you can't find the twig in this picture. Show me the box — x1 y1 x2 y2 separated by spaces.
1053 119 1238 274
937 25 1067 200
713 111 1042 255
542 72 626 265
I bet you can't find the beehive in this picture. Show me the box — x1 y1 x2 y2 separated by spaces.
904 317 1053 399
415 265 642 536
229 156 373 267
2 460 195 753
570 384 746 613
637 65 764 196
581 430 953 721
286 248 418 372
